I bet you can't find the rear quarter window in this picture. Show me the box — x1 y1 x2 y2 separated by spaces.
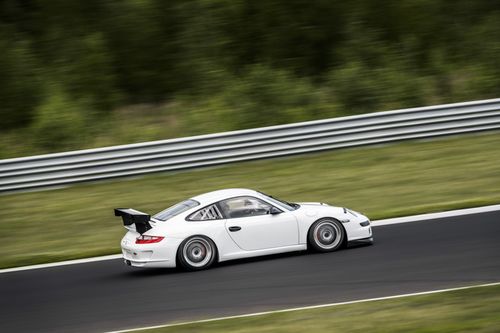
188 204 223 221
153 199 199 221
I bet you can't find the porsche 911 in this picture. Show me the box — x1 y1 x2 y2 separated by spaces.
115 188 372 270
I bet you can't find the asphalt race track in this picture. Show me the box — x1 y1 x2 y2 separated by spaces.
1 210 499 333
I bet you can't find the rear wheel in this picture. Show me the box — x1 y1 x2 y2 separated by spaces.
177 236 217 271
308 218 345 252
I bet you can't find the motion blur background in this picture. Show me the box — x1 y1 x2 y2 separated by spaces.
1 0 500 157
1 3 500 332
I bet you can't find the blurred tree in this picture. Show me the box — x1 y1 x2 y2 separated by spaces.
0 30 40 128
55 33 120 111
0 0 499 152
102 0 184 102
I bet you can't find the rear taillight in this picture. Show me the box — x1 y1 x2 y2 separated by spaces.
135 235 164 244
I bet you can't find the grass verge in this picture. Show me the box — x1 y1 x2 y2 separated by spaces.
0 131 499 269
131 283 500 333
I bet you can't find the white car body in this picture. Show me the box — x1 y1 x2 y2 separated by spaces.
118 188 372 268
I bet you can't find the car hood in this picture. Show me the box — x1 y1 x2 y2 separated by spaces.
295 202 344 217
297 202 331 207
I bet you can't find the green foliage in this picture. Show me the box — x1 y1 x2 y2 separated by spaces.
179 65 339 134
225 65 328 127
213 66 324 127
57 33 121 111
0 1 499 156
31 87 89 151
0 33 41 128
328 61 427 114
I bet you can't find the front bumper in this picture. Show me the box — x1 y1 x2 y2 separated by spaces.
120 232 183 268
345 214 373 242
347 236 374 246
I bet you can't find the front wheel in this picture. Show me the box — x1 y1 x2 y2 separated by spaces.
308 218 345 252
177 236 217 271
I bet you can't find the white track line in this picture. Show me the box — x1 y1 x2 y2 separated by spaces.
104 281 500 333
1 203 499 274
0 254 122 274
373 204 500 226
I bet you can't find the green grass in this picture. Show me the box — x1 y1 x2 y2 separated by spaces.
132 284 500 333
0 132 499 269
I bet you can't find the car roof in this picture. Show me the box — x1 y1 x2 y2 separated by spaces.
190 188 260 205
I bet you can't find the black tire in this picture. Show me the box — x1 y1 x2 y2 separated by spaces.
308 218 345 252
177 236 217 271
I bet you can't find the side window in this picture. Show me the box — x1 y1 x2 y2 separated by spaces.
219 196 274 219
188 204 223 221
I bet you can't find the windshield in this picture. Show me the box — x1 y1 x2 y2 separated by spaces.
258 192 299 211
153 199 200 221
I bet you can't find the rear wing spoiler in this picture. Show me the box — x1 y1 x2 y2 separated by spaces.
114 208 152 234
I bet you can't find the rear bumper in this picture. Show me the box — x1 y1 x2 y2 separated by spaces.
123 258 175 268
121 233 183 268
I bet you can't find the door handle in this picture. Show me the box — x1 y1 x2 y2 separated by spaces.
228 226 241 232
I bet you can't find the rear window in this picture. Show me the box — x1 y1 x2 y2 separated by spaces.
153 199 199 221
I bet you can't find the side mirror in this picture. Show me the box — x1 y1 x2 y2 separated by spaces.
269 206 282 215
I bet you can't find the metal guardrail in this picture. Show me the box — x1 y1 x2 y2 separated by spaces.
1 98 500 193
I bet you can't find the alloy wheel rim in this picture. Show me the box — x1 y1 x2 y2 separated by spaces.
313 221 342 249
183 237 212 267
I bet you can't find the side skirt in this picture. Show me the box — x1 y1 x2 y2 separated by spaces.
219 244 307 262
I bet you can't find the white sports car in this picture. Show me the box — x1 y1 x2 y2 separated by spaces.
115 188 373 270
